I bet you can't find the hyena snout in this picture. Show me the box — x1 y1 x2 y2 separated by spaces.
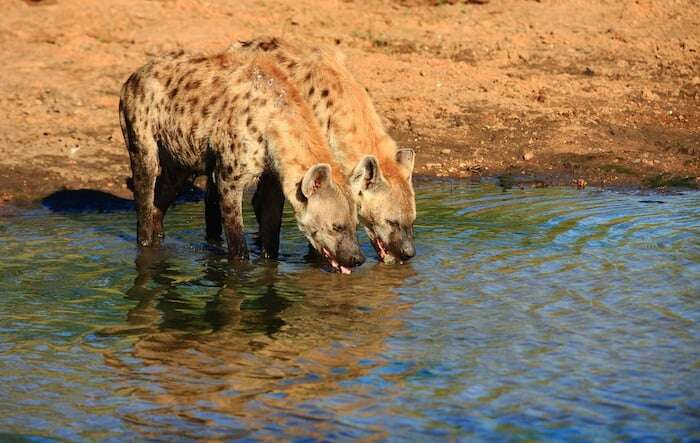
399 239 416 261
336 237 366 268
390 226 416 262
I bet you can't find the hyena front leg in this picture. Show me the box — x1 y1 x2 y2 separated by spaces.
252 168 285 259
121 108 160 247
216 162 249 260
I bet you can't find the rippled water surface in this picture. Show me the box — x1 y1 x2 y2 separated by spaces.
1 181 699 441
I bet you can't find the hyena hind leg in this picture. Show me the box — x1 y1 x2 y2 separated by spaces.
252 169 285 259
205 172 223 242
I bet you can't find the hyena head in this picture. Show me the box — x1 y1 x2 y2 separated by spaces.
297 164 365 274
350 150 417 264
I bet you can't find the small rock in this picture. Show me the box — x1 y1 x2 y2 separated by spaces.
522 150 534 161
440 148 451 155
642 87 658 101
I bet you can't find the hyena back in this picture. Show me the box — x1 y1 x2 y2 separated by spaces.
119 49 365 272
229 37 417 264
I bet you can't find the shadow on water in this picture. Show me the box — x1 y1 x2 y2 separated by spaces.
40 186 204 213
99 247 416 440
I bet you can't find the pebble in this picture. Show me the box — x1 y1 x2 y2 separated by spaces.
642 88 658 101
441 149 451 155
522 150 534 161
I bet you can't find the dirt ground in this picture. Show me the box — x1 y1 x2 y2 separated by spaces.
0 0 698 205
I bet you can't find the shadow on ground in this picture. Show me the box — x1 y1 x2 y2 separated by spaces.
41 186 204 213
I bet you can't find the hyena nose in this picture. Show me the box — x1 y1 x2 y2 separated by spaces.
400 242 416 261
350 252 366 267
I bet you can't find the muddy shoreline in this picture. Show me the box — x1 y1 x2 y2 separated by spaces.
0 0 698 206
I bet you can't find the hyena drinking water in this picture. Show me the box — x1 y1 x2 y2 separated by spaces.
119 48 365 273
223 37 417 264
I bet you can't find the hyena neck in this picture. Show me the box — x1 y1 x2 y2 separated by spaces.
244 56 348 211
266 129 347 213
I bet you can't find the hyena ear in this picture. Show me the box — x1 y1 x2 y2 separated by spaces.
301 163 333 198
351 155 384 193
396 148 415 177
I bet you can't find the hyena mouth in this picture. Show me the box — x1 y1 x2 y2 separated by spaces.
371 237 389 261
322 248 352 275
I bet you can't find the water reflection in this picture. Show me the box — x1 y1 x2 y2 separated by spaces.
103 248 415 440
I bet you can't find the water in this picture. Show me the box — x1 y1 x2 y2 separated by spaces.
1 180 699 441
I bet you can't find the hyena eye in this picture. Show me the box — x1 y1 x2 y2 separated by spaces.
385 219 400 228
332 224 346 232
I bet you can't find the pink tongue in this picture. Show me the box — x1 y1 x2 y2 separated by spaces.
377 241 387 259
340 266 351 275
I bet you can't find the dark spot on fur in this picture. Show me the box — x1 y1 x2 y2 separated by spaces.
326 99 333 108
190 56 207 64
304 72 312 82
188 96 199 107
227 166 233 175
250 126 258 134
321 89 329 97
327 118 331 130
223 205 232 214
244 90 251 100
257 135 263 143
287 61 297 69
246 116 253 127
308 86 315 97
168 87 179 99
185 79 202 91
233 174 242 181
257 38 279 51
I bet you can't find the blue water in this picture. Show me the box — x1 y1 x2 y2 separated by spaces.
1 180 699 441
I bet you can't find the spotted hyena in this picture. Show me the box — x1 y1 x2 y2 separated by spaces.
219 37 417 264
119 48 365 273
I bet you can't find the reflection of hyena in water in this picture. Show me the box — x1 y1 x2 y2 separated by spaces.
212 37 417 264
119 48 365 273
